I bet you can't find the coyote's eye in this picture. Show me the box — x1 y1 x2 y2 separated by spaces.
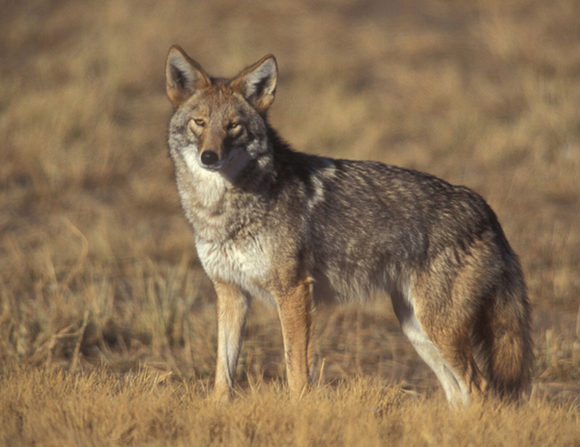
191 118 205 127
228 122 240 130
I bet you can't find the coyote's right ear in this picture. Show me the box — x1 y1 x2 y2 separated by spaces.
165 46 211 107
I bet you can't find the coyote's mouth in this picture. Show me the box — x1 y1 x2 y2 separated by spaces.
199 161 224 172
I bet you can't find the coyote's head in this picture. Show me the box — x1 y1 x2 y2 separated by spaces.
165 46 277 173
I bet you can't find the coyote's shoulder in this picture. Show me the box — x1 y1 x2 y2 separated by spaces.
165 46 533 405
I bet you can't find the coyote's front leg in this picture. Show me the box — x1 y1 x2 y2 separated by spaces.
213 281 251 402
275 278 314 397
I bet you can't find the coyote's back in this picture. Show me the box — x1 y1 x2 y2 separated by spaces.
164 46 533 405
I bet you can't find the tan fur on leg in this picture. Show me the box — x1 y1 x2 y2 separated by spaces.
214 281 251 402
275 278 314 398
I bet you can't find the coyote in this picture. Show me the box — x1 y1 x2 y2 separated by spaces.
164 46 532 405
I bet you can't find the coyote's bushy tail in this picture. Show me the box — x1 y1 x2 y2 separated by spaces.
476 264 533 401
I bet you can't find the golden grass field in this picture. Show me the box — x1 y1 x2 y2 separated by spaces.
1 0 579 445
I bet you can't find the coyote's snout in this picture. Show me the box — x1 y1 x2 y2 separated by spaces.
164 46 533 405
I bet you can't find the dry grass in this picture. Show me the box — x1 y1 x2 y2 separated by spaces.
1 368 579 447
1 0 579 445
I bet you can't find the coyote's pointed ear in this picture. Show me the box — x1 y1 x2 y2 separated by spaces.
231 55 278 114
165 46 211 107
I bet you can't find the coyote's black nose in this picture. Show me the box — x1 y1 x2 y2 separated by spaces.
201 151 219 166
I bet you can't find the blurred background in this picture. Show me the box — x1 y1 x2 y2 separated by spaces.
1 0 579 401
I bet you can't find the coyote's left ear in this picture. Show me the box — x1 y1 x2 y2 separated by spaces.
231 55 278 114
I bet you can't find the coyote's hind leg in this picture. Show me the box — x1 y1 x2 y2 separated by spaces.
392 287 487 406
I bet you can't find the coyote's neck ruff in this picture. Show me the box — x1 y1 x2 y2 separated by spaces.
165 46 533 406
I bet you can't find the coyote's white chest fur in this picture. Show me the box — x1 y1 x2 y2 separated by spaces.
195 236 273 302
180 145 274 302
